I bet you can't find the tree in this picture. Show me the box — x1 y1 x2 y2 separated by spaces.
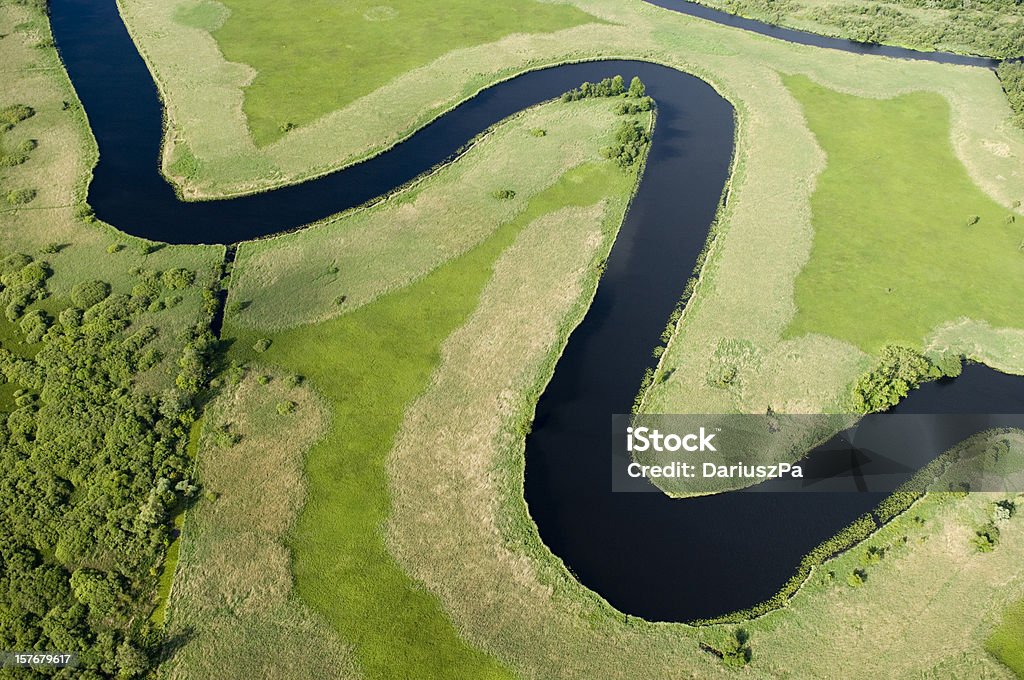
629 75 646 98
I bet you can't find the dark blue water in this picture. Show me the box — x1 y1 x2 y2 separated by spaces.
49 0 1024 622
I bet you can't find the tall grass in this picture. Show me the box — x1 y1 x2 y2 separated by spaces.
225 161 633 678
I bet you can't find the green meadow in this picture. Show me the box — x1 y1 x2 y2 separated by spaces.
198 0 595 144
988 598 1024 678
224 160 638 678
784 74 1024 353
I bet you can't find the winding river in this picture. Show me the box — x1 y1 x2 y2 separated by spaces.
49 0 1024 622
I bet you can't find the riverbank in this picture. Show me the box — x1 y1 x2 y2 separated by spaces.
674 0 1024 60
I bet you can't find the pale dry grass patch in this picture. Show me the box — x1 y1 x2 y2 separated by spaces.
928 321 1024 376
160 372 357 680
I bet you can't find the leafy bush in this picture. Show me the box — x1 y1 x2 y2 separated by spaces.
601 119 651 168
253 338 272 353
276 400 297 415
615 96 654 115
859 545 885 566
211 423 242 448
932 352 963 378
972 523 1001 552
852 345 937 413
721 629 751 667
6 188 36 205
0 103 34 130
491 189 516 200
161 267 195 290
992 499 1016 523
19 309 50 343
71 279 111 309
628 75 646 98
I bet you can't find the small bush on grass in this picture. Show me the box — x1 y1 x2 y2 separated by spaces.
6 188 36 205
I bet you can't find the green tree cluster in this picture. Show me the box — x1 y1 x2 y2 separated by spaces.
852 345 945 413
561 75 650 104
601 119 651 168
0 250 216 677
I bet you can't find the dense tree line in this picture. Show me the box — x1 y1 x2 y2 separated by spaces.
998 61 1024 129
0 250 215 677
561 75 651 105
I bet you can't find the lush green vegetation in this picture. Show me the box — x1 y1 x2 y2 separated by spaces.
784 74 1024 353
602 119 651 168
988 597 1024 677
224 159 635 679
851 345 948 412
1000 61 1024 129
202 0 595 144
695 0 1024 57
0 249 217 677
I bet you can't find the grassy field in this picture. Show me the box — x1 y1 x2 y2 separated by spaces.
220 111 646 677
159 371 358 679
783 74 1024 353
118 0 1024 201
988 598 1024 678
688 0 1024 58
230 99 637 330
14 0 1024 674
206 0 596 145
